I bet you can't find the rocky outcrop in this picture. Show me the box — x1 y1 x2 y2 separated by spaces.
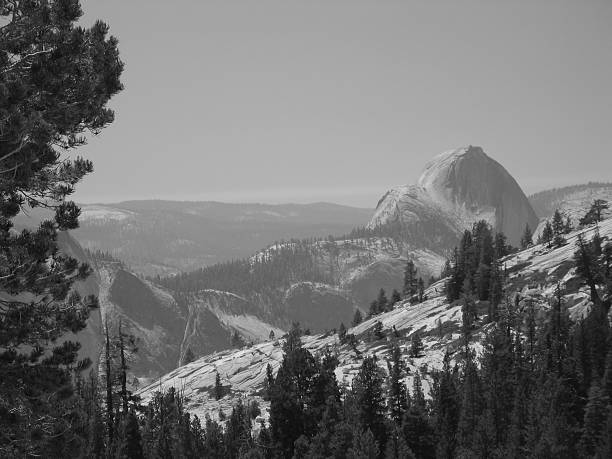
369 146 539 246
180 290 283 365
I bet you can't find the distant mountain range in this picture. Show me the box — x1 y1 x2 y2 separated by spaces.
72 201 373 277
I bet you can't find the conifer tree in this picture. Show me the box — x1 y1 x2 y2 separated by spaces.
487 260 503 322
352 356 388 450
215 372 224 400
338 322 347 340
403 260 418 302
564 215 573 233
409 333 424 358
390 289 401 305
579 381 609 457
369 300 380 318
494 232 509 259
0 1 123 454
269 324 319 458
520 223 533 249
457 349 482 453
552 209 567 247
353 309 364 326
574 233 603 302
386 345 408 425
377 288 389 313
540 220 554 247
384 427 415 459
417 277 425 303
400 368 436 458
580 199 609 226
432 352 459 459
120 411 144 459
264 363 274 401
412 371 426 413
348 428 379 459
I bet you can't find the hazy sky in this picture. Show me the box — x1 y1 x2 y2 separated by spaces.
76 0 612 208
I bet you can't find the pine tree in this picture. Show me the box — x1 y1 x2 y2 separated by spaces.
264 363 275 401
409 333 424 358
564 215 573 233
432 352 459 459
494 232 509 259
579 381 609 457
0 2 123 453
120 411 144 459
540 220 554 247
116 320 137 416
352 356 388 450
574 233 603 302
369 300 380 318
348 428 379 459
353 309 364 326
488 260 503 322
552 209 567 247
417 277 425 303
384 427 415 459
580 199 609 226
269 324 319 458
386 345 408 425
377 288 389 313
457 349 482 453
390 289 402 305
338 322 347 340
441 258 452 278
215 372 224 400
520 223 533 249
403 260 418 302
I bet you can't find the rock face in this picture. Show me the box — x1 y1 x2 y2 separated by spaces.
55 233 281 382
369 146 539 245
180 290 284 365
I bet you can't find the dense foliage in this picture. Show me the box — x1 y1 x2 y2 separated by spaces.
155 240 332 295
0 0 123 455
444 220 510 304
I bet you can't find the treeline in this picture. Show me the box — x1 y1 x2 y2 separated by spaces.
154 241 331 295
84 247 125 265
341 219 459 251
444 220 512 305
538 200 609 248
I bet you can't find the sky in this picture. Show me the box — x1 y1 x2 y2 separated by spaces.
76 0 612 208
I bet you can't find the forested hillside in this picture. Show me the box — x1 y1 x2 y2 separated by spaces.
122 211 612 458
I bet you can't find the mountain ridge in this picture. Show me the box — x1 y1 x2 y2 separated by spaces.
369 146 539 245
